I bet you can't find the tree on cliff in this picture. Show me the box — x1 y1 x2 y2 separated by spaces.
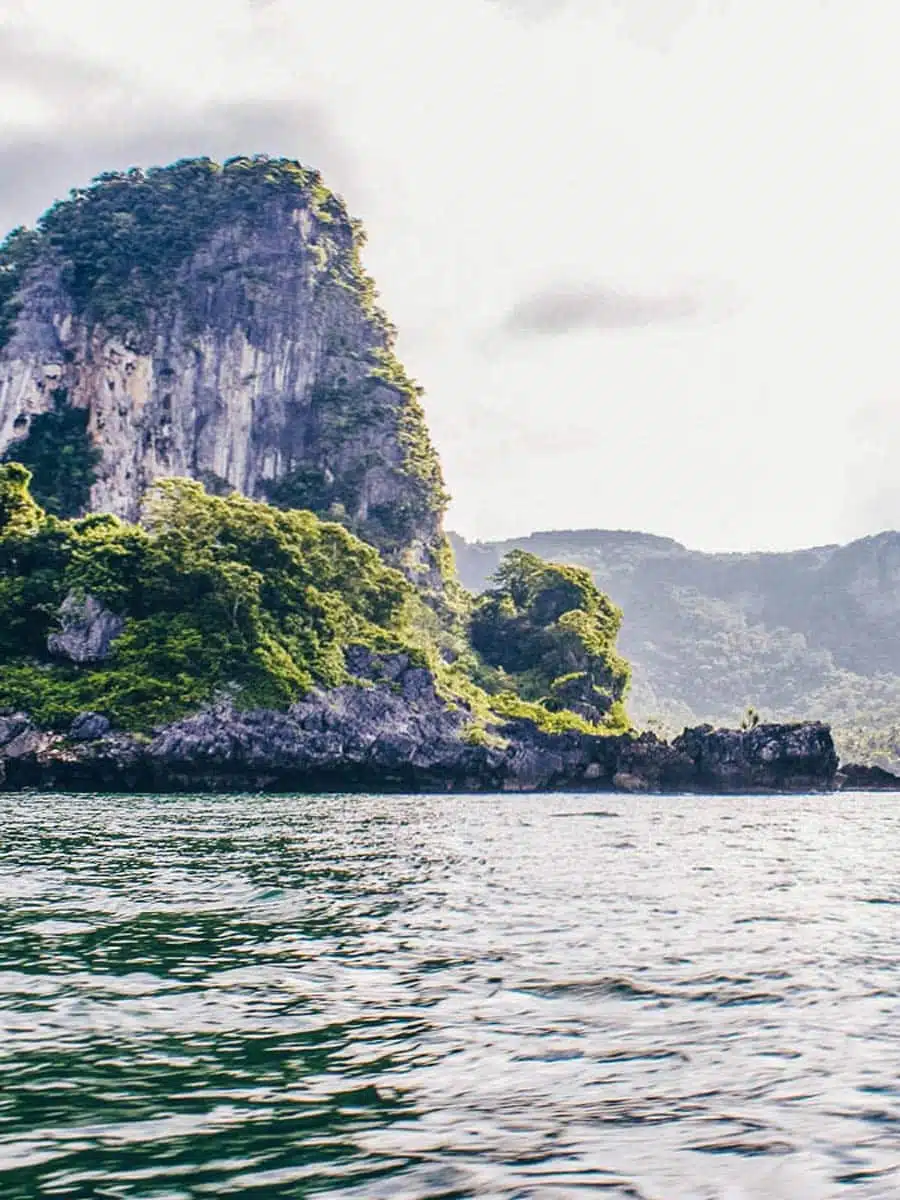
469 550 631 725
0 462 42 538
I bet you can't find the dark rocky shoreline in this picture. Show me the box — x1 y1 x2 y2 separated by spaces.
2 654 891 795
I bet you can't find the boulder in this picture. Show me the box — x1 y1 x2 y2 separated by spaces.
613 771 651 793
344 644 411 683
0 712 33 747
0 712 56 762
47 591 125 664
69 712 112 741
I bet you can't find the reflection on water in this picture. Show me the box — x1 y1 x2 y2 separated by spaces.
1 791 900 1198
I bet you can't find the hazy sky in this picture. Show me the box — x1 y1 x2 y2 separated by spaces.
2 0 899 550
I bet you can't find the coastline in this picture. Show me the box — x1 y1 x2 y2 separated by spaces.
4 663 893 795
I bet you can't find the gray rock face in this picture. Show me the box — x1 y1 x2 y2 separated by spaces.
144 652 484 789
47 591 125 664
0 712 55 773
0 712 32 747
0 189 445 578
0 655 844 794
69 712 112 741
672 721 838 792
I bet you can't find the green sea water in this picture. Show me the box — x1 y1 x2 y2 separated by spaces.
1 791 899 1198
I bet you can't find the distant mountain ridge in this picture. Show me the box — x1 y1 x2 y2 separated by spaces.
449 528 900 763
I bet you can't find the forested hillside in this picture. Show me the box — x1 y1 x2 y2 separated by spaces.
450 529 900 769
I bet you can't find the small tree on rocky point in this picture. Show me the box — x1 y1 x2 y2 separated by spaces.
740 706 761 731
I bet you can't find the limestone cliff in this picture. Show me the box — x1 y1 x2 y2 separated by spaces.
0 157 448 582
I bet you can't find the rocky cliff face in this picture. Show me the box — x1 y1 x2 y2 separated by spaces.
0 157 447 581
0 656 845 794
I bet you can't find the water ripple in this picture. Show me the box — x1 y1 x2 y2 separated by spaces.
1 790 900 1197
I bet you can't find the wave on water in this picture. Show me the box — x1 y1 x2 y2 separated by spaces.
2 791 899 1198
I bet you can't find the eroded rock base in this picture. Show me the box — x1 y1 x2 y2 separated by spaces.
0 661 849 795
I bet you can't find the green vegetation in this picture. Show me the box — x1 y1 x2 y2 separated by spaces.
2 389 101 517
488 691 626 735
0 226 40 350
2 157 349 342
0 463 42 538
469 549 631 731
0 472 633 740
0 467 414 730
740 706 761 731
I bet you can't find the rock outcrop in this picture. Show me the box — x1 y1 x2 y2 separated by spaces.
0 158 447 582
47 591 125 664
836 762 900 790
0 656 846 794
671 721 839 793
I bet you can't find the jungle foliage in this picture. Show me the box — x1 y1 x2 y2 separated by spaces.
2 389 101 517
470 549 631 730
0 471 633 739
0 467 414 730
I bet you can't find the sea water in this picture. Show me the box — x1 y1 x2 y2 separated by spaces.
1 791 899 1199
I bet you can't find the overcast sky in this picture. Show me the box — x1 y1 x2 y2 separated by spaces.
2 0 899 550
